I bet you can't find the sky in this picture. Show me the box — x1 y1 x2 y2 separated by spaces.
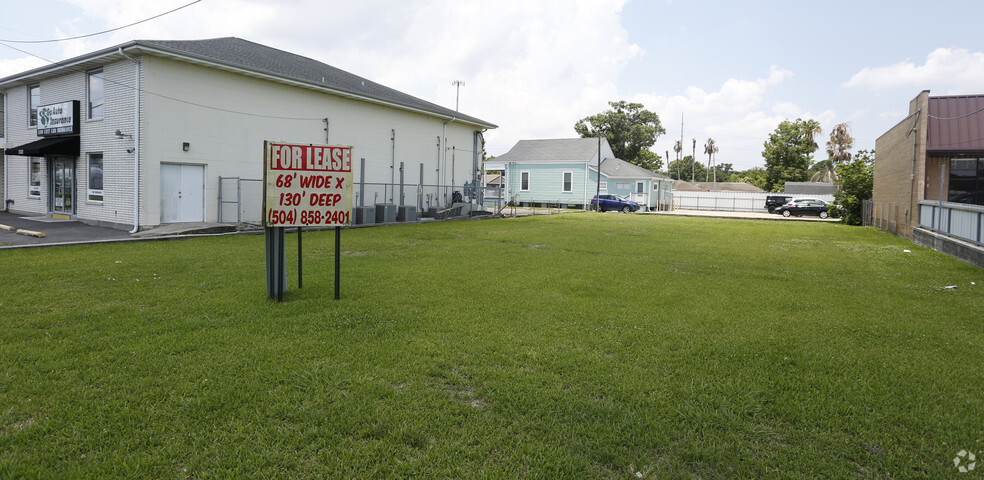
2 0 983 172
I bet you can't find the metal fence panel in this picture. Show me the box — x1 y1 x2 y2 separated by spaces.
672 191 835 212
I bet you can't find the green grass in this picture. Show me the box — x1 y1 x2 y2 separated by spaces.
1 214 981 479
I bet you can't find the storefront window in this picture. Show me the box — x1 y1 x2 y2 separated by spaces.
29 157 41 196
88 153 103 202
948 158 984 205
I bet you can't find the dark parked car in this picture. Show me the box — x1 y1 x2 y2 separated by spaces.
765 195 793 213
590 194 640 213
774 198 830 218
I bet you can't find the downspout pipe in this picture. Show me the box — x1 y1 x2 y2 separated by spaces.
905 110 922 237
442 117 457 204
3 92 8 212
120 47 140 234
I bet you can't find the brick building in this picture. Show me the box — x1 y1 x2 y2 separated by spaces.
1 38 495 231
874 90 984 266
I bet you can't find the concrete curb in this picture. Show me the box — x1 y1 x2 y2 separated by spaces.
16 229 46 238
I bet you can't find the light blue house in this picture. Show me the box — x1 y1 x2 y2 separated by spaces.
487 138 673 211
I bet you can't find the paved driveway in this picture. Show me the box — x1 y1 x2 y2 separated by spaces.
0 212 134 247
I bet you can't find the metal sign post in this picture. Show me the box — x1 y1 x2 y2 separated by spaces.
262 141 353 301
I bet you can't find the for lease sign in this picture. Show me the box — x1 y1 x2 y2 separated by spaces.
262 141 353 227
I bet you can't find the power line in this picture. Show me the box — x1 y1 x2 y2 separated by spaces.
0 1 202 44
0 41 324 121
927 105 984 121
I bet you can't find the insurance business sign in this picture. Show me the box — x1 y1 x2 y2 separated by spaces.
262 141 353 227
37 101 80 136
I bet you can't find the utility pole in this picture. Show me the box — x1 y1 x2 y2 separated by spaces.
451 80 465 111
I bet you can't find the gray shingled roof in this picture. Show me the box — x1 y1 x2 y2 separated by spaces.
494 138 612 165
0 37 495 129
600 158 670 180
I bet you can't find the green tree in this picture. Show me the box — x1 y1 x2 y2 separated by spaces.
710 162 736 182
762 118 821 192
575 100 666 171
833 149 874 225
666 155 706 182
735 166 768 190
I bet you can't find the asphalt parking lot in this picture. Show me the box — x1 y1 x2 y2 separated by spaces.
0 212 135 247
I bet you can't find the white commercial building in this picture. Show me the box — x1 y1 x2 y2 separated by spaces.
0 37 495 231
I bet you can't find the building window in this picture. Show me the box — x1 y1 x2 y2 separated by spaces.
29 157 42 196
615 182 631 190
88 153 104 202
28 85 40 127
87 69 104 119
636 181 645 194
948 157 984 205
562 172 573 192
521 171 530 191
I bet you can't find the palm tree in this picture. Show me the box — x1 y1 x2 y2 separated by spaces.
826 123 854 164
691 138 697 182
803 120 823 149
673 140 683 179
703 138 719 183
812 123 854 183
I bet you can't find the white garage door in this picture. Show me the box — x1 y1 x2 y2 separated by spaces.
160 164 205 223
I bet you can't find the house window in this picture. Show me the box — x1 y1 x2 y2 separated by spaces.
87 69 104 119
28 85 40 127
29 157 41 196
636 181 645 194
615 182 631 190
521 171 530 191
948 157 984 205
562 172 573 192
88 153 104 202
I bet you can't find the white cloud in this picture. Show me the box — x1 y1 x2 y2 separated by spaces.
0 56 48 79
48 0 638 157
844 47 984 92
634 66 838 170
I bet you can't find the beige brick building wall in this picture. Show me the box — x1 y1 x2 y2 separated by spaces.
873 91 929 238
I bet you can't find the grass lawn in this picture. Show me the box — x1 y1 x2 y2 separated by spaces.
1 213 981 478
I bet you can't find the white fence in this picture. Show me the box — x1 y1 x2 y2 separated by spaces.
919 201 984 246
672 191 835 212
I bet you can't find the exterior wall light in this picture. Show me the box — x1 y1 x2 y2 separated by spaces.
182 142 190 152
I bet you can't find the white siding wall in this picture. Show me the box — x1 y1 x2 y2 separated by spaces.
3 54 487 229
2 59 139 227
5 83 46 216
140 56 481 226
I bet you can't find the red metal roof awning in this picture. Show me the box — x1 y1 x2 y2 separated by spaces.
4 136 80 157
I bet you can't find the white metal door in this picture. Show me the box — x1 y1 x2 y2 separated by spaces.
160 164 204 223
